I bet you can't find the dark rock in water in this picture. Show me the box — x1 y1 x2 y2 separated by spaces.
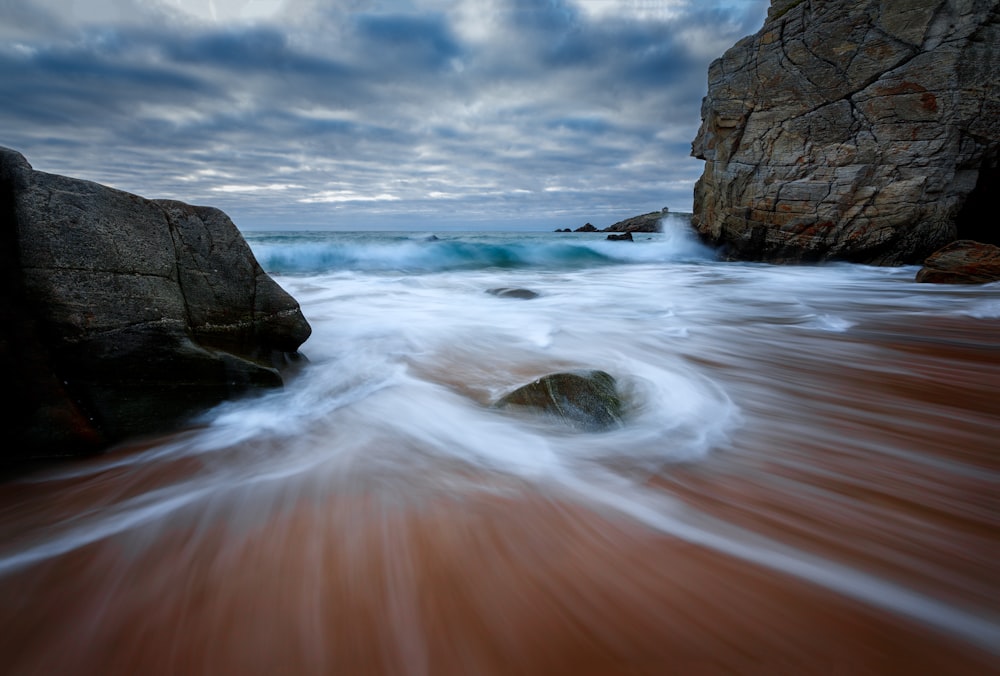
915 240 1000 284
691 0 1000 264
604 211 664 233
606 232 633 242
495 370 624 431
423 234 440 241
554 228 572 232
487 287 539 300
574 223 598 232
0 146 312 463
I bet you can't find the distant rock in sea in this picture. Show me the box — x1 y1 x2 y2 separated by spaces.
575 223 599 232
915 240 1000 284
1 146 312 463
691 0 1000 264
486 287 540 300
603 210 665 233
606 232 634 241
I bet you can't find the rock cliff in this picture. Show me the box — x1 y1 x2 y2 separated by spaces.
1 146 311 463
691 0 1000 264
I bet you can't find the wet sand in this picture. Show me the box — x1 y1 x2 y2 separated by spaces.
1 312 998 675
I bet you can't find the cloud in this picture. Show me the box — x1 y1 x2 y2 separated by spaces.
0 0 768 230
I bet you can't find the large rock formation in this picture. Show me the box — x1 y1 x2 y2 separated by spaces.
1 146 311 463
691 0 1000 264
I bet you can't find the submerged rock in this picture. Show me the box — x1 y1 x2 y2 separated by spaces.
486 287 540 300
1 146 312 463
691 0 1000 264
606 232 633 242
915 240 1000 284
495 370 624 431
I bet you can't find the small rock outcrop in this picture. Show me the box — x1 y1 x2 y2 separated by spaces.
1 146 312 462
691 0 1000 264
604 211 664 233
915 240 1000 283
575 223 599 232
495 370 624 431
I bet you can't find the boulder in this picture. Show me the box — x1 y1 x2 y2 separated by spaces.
606 232 634 242
691 0 1000 264
1 146 312 462
495 370 624 431
915 240 1000 283
604 211 664 233
486 287 540 300
574 223 599 232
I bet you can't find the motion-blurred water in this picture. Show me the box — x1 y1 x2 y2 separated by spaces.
1 217 998 674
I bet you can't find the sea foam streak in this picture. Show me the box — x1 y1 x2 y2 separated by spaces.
2 218 998 668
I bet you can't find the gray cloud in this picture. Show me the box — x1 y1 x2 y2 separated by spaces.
0 0 768 230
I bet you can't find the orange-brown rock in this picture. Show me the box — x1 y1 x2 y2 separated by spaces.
915 239 1000 283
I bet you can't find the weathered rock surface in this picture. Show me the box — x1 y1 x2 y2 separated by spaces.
692 0 1000 264
604 210 665 233
915 239 1000 283
1 146 312 462
575 223 599 232
495 370 624 431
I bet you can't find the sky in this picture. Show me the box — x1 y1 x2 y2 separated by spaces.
0 0 768 231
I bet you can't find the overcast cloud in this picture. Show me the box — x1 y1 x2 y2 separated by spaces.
0 0 767 230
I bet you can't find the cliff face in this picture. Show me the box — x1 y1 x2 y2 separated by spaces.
1 147 311 462
691 0 1000 264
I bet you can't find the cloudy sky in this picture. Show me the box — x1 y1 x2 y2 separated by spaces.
1 0 767 230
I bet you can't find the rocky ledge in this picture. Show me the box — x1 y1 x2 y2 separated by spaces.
1 146 311 463
915 240 1000 283
691 0 1000 264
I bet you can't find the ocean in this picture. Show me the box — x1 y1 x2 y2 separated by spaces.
1 215 998 673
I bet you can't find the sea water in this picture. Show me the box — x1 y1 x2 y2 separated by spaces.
1 215 998 672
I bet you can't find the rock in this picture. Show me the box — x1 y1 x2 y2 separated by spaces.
691 0 1000 264
915 240 1000 284
604 212 663 233
495 370 624 431
554 228 572 232
606 232 634 241
1 146 312 462
574 223 599 232
486 287 540 300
